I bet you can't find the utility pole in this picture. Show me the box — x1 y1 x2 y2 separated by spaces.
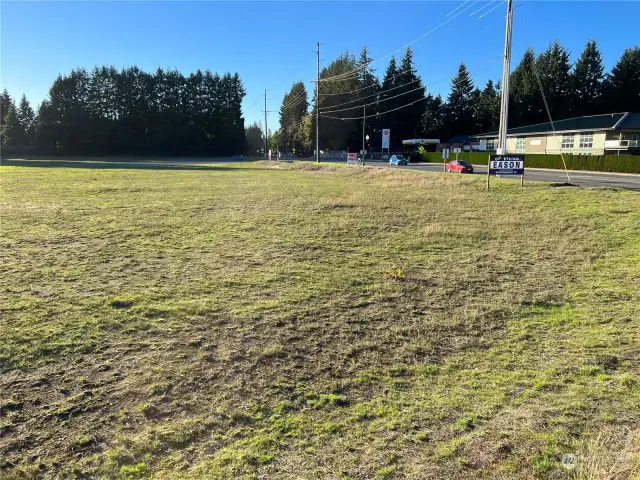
362 104 366 163
316 42 320 163
496 0 513 156
263 89 269 159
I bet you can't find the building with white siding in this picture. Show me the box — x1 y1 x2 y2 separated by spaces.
476 112 640 155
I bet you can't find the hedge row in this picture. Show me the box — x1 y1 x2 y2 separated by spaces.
407 152 640 174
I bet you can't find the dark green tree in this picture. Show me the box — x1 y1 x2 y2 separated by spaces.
394 47 426 141
603 46 640 113
535 41 573 120
313 52 360 151
17 94 36 147
2 103 26 150
572 40 605 116
444 63 475 135
1 89 14 148
474 80 500 133
509 48 539 127
245 121 264 156
421 94 445 138
379 56 401 143
357 46 380 150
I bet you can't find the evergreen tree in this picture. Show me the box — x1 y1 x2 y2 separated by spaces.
17 94 36 147
379 56 400 143
2 103 26 150
421 94 445 138
535 41 573 121
572 40 605 116
509 48 539 127
394 47 426 141
279 82 308 153
604 46 640 113
313 52 360 151
357 46 380 150
1 89 14 148
245 121 264 155
445 63 475 136
474 80 500 133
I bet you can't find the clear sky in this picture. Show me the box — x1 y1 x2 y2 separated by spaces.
2 1 639 130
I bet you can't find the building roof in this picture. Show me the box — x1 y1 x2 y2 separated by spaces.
446 135 479 144
476 112 640 138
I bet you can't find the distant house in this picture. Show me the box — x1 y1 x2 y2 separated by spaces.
475 112 640 155
437 135 480 153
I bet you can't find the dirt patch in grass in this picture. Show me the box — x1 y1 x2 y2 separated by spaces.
1 162 639 479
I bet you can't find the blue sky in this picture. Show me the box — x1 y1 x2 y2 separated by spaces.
2 1 639 130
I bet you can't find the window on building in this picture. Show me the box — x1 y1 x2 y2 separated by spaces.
561 134 575 149
516 137 525 150
579 132 593 148
486 138 496 150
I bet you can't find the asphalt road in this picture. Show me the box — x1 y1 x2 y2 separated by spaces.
370 160 640 191
4 156 639 191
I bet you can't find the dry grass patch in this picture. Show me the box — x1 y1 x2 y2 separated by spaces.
0 161 638 479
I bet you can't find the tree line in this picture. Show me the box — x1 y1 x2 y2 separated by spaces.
271 39 640 154
1 66 247 156
2 40 638 157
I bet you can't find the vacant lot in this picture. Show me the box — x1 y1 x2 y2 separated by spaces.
1 161 639 479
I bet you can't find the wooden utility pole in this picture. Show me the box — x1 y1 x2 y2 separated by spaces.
316 42 320 163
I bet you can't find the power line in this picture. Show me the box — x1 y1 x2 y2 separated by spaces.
470 0 500 17
478 0 506 19
320 84 426 114
319 0 481 84
321 96 429 121
319 77 423 111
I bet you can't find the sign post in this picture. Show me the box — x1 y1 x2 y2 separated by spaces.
442 148 449 171
487 154 525 191
382 129 390 159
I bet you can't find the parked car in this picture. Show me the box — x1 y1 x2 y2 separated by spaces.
447 160 473 173
389 155 408 166
232 154 247 161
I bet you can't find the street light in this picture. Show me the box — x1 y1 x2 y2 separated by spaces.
365 135 370 159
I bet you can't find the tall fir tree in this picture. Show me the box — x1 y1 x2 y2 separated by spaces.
572 40 605 116
421 94 445 138
379 56 401 145
509 48 539 127
395 47 426 141
17 94 36 147
1 89 15 148
2 103 27 150
357 46 380 149
535 41 573 121
445 63 475 136
604 46 640 113
474 80 500 133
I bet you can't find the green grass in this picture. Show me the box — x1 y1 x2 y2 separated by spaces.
1 161 639 479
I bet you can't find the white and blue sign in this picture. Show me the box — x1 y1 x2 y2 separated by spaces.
489 154 524 175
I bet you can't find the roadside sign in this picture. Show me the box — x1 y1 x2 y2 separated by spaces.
453 147 462 153
489 154 524 175
442 149 449 159
418 145 425 154
347 152 358 165
382 129 390 149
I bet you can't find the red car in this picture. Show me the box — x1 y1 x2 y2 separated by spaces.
447 160 474 173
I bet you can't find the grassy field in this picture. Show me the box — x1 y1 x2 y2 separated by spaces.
1 161 639 479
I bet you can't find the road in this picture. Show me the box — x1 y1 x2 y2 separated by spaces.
3 156 639 191
370 160 640 191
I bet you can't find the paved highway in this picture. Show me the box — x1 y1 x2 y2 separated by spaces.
368 160 640 191
4 157 639 191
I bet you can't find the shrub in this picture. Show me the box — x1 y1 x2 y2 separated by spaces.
409 151 640 173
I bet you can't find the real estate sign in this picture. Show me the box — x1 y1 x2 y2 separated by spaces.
347 152 358 165
489 154 524 175
382 129 390 149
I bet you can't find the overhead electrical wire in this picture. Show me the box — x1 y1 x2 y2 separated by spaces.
319 78 423 111
319 85 426 114
319 0 484 84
